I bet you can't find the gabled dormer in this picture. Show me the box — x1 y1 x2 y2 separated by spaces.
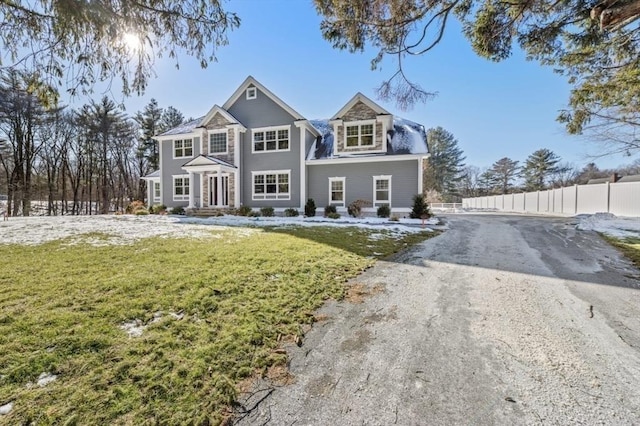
329 93 394 155
198 105 246 167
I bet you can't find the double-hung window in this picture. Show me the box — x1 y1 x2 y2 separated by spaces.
174 139 193 158
253 127 289 152
329 177 345 207
373 176 391 206
345 122 375 148
252 171 290 200
173 175 190 201
153 182 161 202
209 132 227 154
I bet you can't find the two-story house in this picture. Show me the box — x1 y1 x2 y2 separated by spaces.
143 76 430 215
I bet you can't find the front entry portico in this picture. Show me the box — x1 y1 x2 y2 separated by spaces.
181 155 238 209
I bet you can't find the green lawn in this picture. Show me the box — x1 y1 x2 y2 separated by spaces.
604 235 640 271
0 226 436 424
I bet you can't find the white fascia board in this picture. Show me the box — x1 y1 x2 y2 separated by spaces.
222 76 305 120
306 154 424 166
330 92 390 120
294 120 320 138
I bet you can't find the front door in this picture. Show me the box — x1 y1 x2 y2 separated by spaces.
209 174 229 207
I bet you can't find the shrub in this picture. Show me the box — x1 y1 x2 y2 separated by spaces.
152 204 167 214
248 211 261 217
284 208 299 217
347 199 371 218
135 209 149 216
304 198 316 217
389 214 400 222
126 200 146 214
171 206 185 215
327 212 341 219
410 194 431 219
324 205 337 216
237 205 253 216
260 206 274 217
377 204 391 218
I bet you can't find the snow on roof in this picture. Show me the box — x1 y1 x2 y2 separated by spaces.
308 117 429 160
158 116 205 137
142 170 160 179
617 174 640 183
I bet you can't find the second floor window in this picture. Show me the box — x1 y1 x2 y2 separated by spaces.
174 139 193 158
345 123 374 148
209 132 227 154
253 128 289 152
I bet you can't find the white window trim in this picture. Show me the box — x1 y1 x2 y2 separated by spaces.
173 174 190 201
328 177 346 207
251 125 291 154
344 119 376 149
251 169 291 201
208 130 228 155
173 138 194 159
246 87 257 100
373 175 392 206
153 181 161 203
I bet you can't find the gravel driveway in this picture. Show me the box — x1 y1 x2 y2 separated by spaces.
234 214 640 425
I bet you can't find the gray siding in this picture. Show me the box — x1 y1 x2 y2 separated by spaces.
307 159 419 209
160 137 201 208
227 87 302 208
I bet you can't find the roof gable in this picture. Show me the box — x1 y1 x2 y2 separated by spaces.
222 76 305 120
199 105 243 128
330 92 390 120
182 155 236 168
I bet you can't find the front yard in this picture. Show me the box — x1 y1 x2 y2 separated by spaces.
0 215 437 424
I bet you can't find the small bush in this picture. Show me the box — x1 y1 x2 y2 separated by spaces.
347 199 371 218
410 194 431 219
237 205 252 216
126 200 146 214
248 211 261 217
152 204 167 214
389 214 400 222
135 209 149 216
304 198 316 217
260 207 274 217
327 212 341 219
377 204 391 218
324 205 337 216
171 206 185 215
284 208 299 217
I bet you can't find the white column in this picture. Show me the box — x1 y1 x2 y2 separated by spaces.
299 125 306 209
417 157 424 194
187 171 195 208
199 172 205 208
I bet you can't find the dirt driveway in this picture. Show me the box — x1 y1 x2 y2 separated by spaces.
235 214 640 425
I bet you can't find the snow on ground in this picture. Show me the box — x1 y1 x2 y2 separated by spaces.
0 214 437 246
576 213 640 239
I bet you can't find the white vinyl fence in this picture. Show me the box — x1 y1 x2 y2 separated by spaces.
462 181 640 217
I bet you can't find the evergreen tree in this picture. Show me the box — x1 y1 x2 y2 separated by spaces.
423 127 465 201
314 0 640 154
0 1 240 103
161 107 185 132
135 99 164 172
487 157 519 194
521 149 561 191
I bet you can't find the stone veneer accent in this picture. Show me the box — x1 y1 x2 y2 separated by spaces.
337 101 385 153
203 113 235 165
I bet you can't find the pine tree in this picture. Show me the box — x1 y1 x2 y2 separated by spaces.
135 99 163 172
161 107 185 132
423 127 465 201
521 149 561 191
487 157 519 194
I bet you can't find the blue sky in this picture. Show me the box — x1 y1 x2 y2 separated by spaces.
107 0 631 170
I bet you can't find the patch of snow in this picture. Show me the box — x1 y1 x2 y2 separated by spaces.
0 402 13 415
120 319 146 338
0 214 435 246
576 213 640 239
36 372 57 387
158 116 205 136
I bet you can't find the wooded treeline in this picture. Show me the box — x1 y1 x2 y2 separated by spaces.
0 71 183 216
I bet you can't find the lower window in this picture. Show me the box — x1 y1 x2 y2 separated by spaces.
373 176 391 206
329 177 345 207
173 175 190 201
253 171 290 200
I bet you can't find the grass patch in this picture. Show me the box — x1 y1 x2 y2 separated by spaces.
269 226 437 258
0 226 434 424
603 235 640 270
